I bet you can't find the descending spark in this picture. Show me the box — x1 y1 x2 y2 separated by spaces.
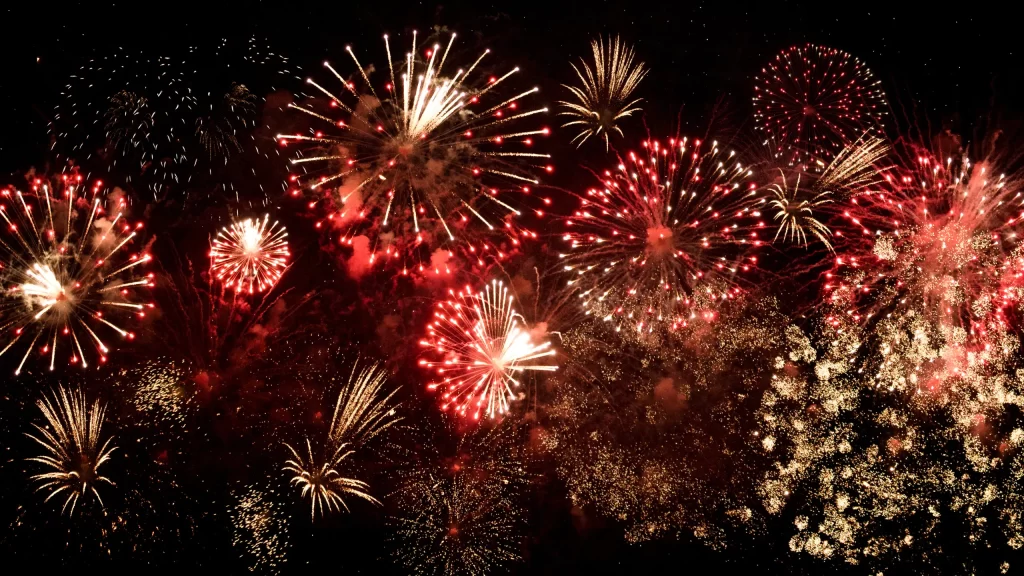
0 174 154 374
559 35 648 150
280 30 551 272
209 215 289 294
25 386 116 516
420 279 557 420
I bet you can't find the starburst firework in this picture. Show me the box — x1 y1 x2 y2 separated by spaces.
560 137 765 335
753 44 886 160
0 174 153 374
25 386 117 516
279 30 552 272
419 279 557 420
209 215 289 294
559 35 647 150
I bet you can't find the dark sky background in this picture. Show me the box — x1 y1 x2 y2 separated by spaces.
0 1 1021 573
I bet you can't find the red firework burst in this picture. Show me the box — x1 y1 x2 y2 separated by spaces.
754 44 887 161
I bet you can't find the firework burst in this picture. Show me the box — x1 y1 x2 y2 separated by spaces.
560 137 765 335
279 30 552 273
825 144 1024 344
328 359 401 445
283 439 379 520
209 215 289 294
753 44 886 160
25 386 116 516
420 279 557 420
0 174 153 374
559 35 647 150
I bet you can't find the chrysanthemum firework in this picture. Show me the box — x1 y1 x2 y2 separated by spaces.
419 279 557 421
559 35 647 150
25 386 116 516
753 44 887 161
279 30 552 273
559 137 765 335
209 215 289 294
0 174 153 374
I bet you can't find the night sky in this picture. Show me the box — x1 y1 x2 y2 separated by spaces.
1 1 1023 573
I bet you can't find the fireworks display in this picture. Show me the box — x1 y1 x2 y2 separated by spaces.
0 174 153 374
753 44 887 160
279 30 552 272
560 137 765 335
559 35 647 150
6 9 1024 574
25 386 116 516
209 215 290 294
420 279 557 420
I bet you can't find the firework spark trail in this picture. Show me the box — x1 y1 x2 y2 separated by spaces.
209 215 289 294
25 386 116 516
279 30 552 273
420 279 557 420
328 359 401 446
560 137 765 335
754 44 887 161
0 175 153 374
559 35 647 150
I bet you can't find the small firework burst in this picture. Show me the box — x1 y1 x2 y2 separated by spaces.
209 215 289 294
283 439 379 520
559 35 647 150
25 386 116 516
280 30 552 273
419 279 557 420
767 172 834 249
560 137 765 335
0 174 153 374
753 44 886 160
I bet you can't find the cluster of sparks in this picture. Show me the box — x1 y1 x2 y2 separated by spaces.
559 35 648 150
420 279 557 420
209 215 290 294
279 30 552 273
753 43 887 161
0 175 153 374
560 137 765 336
